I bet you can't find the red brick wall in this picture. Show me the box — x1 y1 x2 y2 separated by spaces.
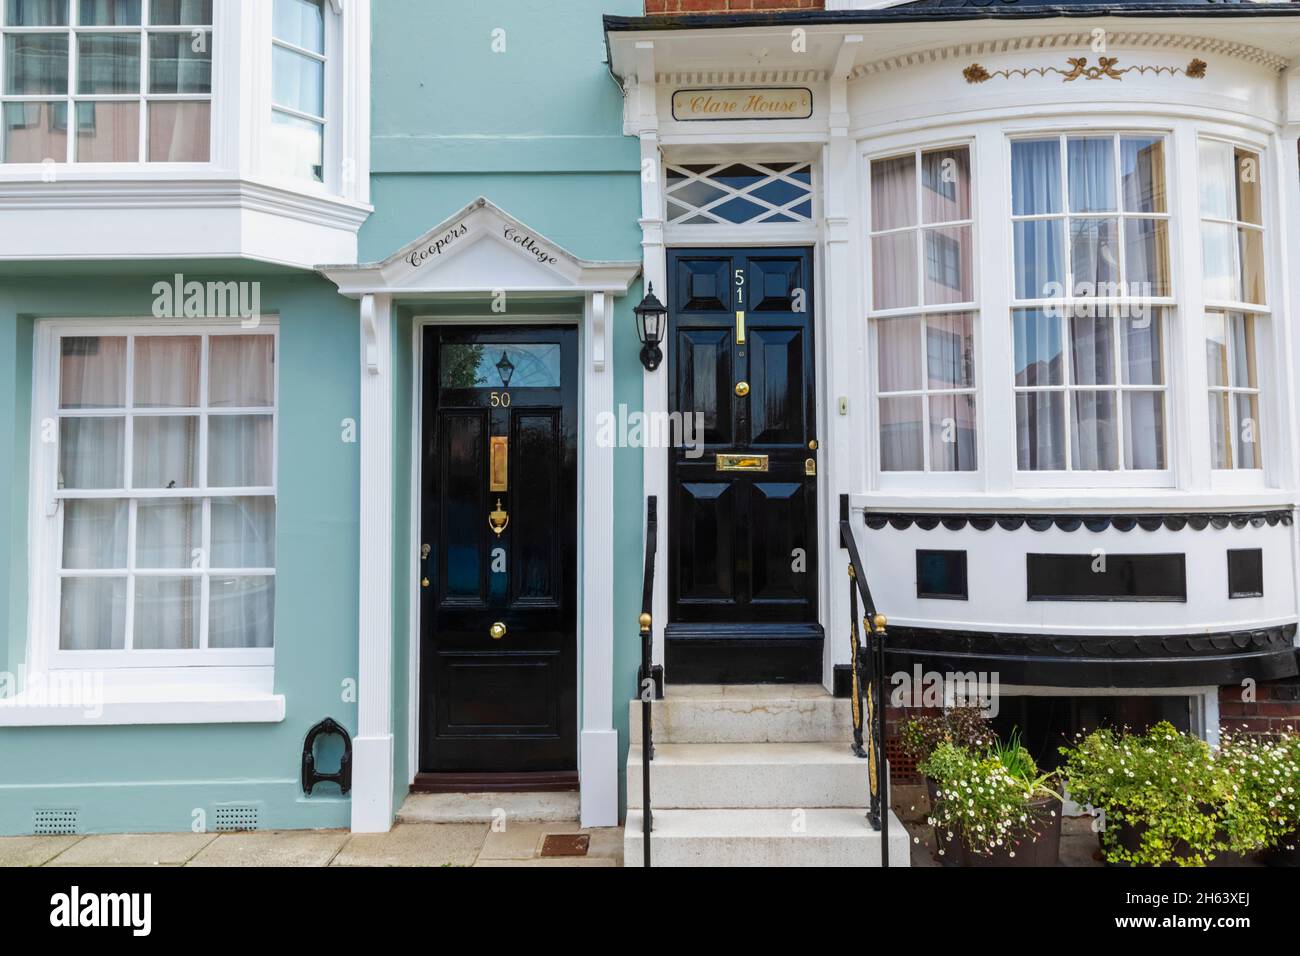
1219 678 1300 737
644 0 825 14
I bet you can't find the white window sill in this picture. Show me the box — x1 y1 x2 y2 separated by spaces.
0 691 285 728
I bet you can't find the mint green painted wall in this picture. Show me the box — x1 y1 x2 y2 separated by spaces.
0 273 360 834
367 0 645 818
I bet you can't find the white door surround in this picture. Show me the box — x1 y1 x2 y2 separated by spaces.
321 197 640 831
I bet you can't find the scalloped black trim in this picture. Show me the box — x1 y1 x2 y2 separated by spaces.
864 509 1294 532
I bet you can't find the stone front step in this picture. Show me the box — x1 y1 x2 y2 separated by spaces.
396 792 579 825
628 684 852 744
623 808 910 867
627 742 870 809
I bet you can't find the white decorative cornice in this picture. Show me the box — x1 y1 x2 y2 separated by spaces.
850 32 1290 80
659 69 828 86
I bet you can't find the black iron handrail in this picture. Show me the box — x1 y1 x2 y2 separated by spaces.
638 496 658 868
839 501 890 867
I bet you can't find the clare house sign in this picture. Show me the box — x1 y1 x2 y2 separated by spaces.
672 87 813 122
406 220 559 269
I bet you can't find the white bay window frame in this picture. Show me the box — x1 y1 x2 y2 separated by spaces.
25 317 279 694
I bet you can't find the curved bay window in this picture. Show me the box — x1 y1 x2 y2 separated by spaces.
1009 133 1172 479
868 143 978 474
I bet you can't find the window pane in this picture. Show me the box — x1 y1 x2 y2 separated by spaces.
4 33 69 94
875 315 921 392
929 393 977 472
1013 220 1063 300
1015 391 1065 470
76 34 140 94
925 312 974 389
1121 137 1166 214
921 147 970 224
6 0 68 27
60 417 124 488
273 0 324 53
1237 228 1265 306
1120 312 1163 386
209 415 274 487
62 499 127 569
134 336 199 407
1123 392 1166 470
1071 390 1118 470
79 0 140 25
922 226 972 305
136 497 201 568
1199 140 1235 220
870 153 915 231
1201 222 1236 302
1124 219 1170 297
212 497 275 568
1234 148 1262 226
59 577 126 649
1205 311 1229 388
1069 218 1118 295
148 32 211 94
133 576 200 649
210 335 276 406
74 101 139 162
1069 312 1114 386
440 342 560 390
1067 137 1116 213
879 396 923 471
148 0 211 25
1011 139 1061 216
60 335 125 408
1228 313 1258 389
871 231 917 311
268 110 323 182
209 575 274 648
147 100 209 161
1013 309 1063 386
1234 393 1261 469
272 45 323 116
1208 392 1232 469
133 416 198 489
2 101 68 162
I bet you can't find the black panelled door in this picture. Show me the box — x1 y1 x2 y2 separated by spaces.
419 326 578 773
668 248 819 636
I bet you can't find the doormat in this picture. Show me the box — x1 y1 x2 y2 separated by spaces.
540 834 590 858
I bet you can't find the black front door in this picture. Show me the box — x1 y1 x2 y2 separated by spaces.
666 248 822 683
419 326 578 774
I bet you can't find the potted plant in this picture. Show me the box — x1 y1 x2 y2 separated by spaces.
919 732 1063 866
1219 729 1300 866
1060 721 1232 867
898 707 994 808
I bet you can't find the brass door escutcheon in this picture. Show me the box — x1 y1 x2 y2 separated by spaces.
488 498 509 537
489 622 507 641
735 381 750 398
805 458 817 476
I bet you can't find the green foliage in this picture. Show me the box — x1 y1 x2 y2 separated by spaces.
919 735 1059 859
1217 730 1300 855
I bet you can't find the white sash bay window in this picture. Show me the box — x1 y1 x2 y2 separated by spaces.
35 324 277 676
1200 140 1267 473
868 144 978 475
0 0 213 164
269 0 324 183
1009 134 1172 481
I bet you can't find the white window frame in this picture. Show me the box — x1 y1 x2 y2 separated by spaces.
262 0 341 195
864 138 981 489
0 0 215 168
1198 136 1270 480
1005 129 1176 489
26 317 278 685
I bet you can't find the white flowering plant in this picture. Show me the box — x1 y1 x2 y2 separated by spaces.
919 736 1060 859
1217 729 1300 856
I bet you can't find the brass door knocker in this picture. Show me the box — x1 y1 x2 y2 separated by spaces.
488 498 509 537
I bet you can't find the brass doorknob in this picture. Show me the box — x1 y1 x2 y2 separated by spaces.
735 381 750 397
489 622 507 641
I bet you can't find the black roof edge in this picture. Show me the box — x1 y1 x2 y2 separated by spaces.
604 5 1300 36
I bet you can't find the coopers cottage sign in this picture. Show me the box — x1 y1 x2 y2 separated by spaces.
672 87 813 121
404 219 559 270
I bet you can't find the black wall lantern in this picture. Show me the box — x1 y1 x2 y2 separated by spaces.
634 283 667 372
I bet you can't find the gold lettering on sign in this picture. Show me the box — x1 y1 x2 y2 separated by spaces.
672 88 813 122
